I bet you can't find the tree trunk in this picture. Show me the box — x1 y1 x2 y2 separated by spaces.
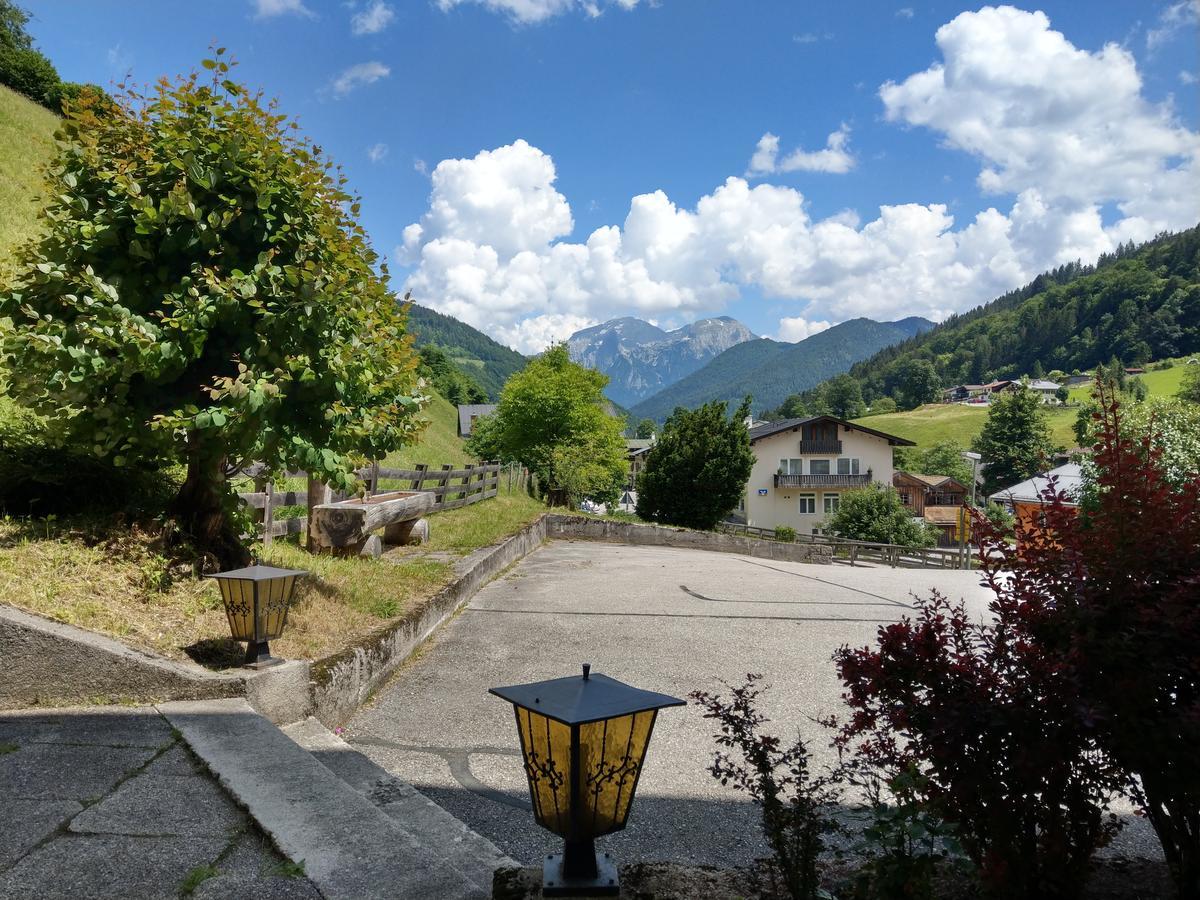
169 439 251 570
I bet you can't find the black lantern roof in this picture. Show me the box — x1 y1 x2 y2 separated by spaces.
490 667 684 727
205 564 308 581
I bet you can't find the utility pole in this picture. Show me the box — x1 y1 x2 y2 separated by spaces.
960 451 981 568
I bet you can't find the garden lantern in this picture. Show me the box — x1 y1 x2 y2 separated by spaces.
490 664 683 896
206 563 307 668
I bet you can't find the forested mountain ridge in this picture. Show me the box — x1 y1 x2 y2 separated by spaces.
404 303 528 401
628 316 932 420
844 226 1200 405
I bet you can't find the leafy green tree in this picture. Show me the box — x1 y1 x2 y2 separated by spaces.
635 418 656 439
0 41 57 104
466 344 625 507
867 396 897 415
636 398 755 530
0 55 426 565
1055 385 1070 404
893 359 941 409
821 374 866 419
416 345 487 406
0 0 32 50
826 484 936 547
911 439 974 486
1077 396 1200 488
1177 364 1200 405
973 385 1056 495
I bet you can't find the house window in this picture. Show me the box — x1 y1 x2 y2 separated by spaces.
798 494 816 514
779 458 803 474
809 459 831 475
836 458 861 475
899 490 912 505
823 493 840 514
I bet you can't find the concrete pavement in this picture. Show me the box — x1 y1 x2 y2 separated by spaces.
344 541 997 867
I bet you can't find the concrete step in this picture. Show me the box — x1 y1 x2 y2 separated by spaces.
282 716 514 891
161 699 506 900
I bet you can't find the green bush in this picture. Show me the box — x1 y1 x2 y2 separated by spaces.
774 525 796 542
827 484 937 547
0 397 174 516
0 43 58 105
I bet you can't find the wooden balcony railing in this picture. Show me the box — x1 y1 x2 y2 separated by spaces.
773 473 872 488
796 439 842 454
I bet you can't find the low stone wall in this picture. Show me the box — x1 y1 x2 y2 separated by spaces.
0 604 244 707
544 514 834 564
308 516 550 727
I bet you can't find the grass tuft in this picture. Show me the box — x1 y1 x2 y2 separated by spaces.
180 865 219 895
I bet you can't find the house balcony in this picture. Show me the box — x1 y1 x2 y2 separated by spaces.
796 439 842 454
773 473 872 488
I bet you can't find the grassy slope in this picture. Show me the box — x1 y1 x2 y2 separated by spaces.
0 85 57 274
383 391 471 471
857 362 1188 452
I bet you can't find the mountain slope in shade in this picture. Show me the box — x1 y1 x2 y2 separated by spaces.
405 303 528 401
567 315 756 407
629 317 934 420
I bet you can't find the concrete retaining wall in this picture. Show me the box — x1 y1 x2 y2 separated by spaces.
0 605 244 707
309 516 550 726
543 514 834 564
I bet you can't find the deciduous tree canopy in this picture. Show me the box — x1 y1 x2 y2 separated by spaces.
0 55 426 564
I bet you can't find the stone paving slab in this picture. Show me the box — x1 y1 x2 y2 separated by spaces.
0 833 228 900
192 874 323 900
0 743 156 801
0 799 80 868
70 774 243 837
0 707 173 748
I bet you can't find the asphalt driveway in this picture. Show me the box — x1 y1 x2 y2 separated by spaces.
345 540 999 867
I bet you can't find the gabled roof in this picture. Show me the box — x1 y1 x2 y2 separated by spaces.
1028 379 1062 391
457 403 497 437
748 415 915 447
895 471 966 490
989 463 1084 507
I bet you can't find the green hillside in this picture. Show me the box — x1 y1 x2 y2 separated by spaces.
0 84 58 272
844 226 1200 403
406 302 527 400
630 317 931 420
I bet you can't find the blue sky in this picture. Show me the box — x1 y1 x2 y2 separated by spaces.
25 0 1200 352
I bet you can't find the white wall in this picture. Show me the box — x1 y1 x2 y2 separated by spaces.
743 424 896 533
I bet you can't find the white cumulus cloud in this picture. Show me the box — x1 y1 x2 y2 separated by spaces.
747 124 855 176
367 142 389 163
252 0 313 19
776 317 832 343
351 0 395 34
435 0 641 25
327 61 390 97
880 6 1199 232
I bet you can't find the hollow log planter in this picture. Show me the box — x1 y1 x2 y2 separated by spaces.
310 491 435 557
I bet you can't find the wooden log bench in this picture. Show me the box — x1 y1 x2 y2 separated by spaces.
309 491 436 557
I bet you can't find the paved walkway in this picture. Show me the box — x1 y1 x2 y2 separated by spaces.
0 706 320 900
345 541 999 867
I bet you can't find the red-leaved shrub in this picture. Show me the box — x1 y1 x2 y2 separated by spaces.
833 384 1200 898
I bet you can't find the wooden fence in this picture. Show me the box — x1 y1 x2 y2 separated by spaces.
238 462 515 545
718 521 975 570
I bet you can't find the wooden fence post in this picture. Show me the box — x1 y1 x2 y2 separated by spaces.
436 464 453 510
262 480 275 547
369 461 380 497
411 463 428 492
306 473 331 552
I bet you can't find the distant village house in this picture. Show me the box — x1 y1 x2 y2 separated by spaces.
457 403 497 438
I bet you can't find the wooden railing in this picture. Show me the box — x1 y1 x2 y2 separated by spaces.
773 473 872 488
718 521 975 570
238 462 515 544
796 439 842 454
